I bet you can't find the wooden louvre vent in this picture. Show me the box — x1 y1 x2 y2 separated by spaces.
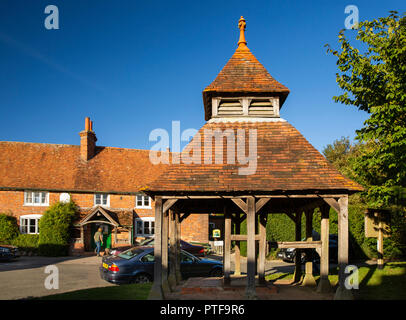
217 99 243 116
248 99 274 117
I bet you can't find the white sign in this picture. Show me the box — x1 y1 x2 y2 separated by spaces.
214 241 223 246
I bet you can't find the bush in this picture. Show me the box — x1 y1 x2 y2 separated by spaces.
0 213 19 243
38 201 77 256
11 234 39 254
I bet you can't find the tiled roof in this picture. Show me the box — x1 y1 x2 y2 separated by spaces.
147 120 363 194
0 141 165 194
203 45 290 120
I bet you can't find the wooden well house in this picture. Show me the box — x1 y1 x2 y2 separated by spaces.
145 17 363 300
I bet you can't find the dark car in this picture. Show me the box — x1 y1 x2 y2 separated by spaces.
109 238 206 257
100 246 223 284
276 231 338 263
0 245 20 261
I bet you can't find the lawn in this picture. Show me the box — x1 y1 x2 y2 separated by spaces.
38 283 152 300
266 261 406 300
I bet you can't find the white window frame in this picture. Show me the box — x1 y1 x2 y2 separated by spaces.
94 193 110 207
23 191 49 206
135 194 151 209
20 214 42 234
134 217 155 237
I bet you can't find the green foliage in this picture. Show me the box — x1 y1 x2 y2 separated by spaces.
38 201 78 256
0 213 19 243
326 11 406 207
11 234 39 254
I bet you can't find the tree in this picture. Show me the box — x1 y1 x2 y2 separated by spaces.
326 11 406 208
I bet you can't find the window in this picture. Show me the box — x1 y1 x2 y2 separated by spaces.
134 218 155 237
135 194 151 208
20 215 42 234
141 253 155 263
94 194 109 207
24 191 49 206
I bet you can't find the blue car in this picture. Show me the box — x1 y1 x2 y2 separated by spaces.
100 246 223 284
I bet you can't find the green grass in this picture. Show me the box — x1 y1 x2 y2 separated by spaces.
265 262 406 299
37 283 152 300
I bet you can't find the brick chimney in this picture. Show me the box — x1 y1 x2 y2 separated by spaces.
79 117 97 161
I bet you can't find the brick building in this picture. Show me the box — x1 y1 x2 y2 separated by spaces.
0 117 208 254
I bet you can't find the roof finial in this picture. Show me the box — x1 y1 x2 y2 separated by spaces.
238 16 247 47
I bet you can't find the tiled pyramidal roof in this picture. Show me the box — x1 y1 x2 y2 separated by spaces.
147 17 363 194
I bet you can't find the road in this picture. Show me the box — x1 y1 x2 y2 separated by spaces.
0 255 114 300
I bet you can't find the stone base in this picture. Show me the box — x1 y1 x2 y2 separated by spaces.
301 273 317 287
334 286 354 300
316 277 332 293
148 284 164 300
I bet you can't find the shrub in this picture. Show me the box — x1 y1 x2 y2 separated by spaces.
11 234 39 254
0 213 19 243
38 201 77 256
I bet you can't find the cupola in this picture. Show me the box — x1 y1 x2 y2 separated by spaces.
202 16 290 121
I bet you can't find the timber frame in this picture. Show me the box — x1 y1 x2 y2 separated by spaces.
146 192 353 300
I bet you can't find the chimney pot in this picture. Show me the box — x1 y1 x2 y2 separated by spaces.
80 117 97 161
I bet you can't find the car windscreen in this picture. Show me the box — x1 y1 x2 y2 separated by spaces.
118 248 145 260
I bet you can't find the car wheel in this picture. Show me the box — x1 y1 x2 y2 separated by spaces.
133 273 151 284
210 268 223 277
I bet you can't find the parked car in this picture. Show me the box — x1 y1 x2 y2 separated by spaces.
100 246 223 284
276 231 338 263
109 238 206 257
0 245 20 261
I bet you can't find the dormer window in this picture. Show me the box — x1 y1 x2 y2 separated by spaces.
94 193 109 207
211 97 279 118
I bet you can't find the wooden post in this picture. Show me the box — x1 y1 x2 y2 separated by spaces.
377 212 384 270
258 213 267 284
317 206 332 293
175 212 182 284
80 225 84 244
168 210 177 290
255 213 259 276
234 214 241 276
293 212 302 283
302 210 316 287
224 204 231 285
148 197 164 300
335 195 353 299
161 209 170 295
246 196 257 299
114 227 117 245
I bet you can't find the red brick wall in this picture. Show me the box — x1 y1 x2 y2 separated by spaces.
0 190 209 244
181 214 209 243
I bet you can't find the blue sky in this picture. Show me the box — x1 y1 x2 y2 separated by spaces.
0 0 404 153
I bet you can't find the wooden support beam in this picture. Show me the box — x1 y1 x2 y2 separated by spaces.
293 212 302 283
323 197 340 214
255 198 270 213
179 213 191 223
246 196 257 299
258 213 267 284
335 195 353 299
161 209 170 295
231 198 248 213
148 197 164 300
230 234 260 241
302 210 317 287
175 212 182 284
234 213 241 276
377 212 384 269
168 210 176 291
317 205 332 293
224 204 231 285
163 199 178 213
275 241 322 249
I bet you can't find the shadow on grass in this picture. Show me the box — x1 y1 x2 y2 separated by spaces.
33 283 152 300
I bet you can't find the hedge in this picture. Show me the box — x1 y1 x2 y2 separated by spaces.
236 204 405 260
38 201 77 256
0 213 19 243
11 234 39 254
